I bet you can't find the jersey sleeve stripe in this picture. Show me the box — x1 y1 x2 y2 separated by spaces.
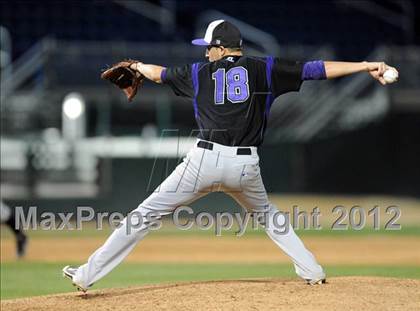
191 63 200 119
302 60 326 80
160 68 167 83
264 56 275 116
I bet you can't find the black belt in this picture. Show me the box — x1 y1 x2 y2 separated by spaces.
197 141 252 155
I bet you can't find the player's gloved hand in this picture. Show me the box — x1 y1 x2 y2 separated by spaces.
101 59 145 101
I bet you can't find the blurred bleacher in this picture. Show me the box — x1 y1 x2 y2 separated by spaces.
1 1 417 59
1 0 419 204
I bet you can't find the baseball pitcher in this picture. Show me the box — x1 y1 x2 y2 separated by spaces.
63 20 398 291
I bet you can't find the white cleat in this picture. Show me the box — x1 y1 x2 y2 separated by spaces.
62 265 90 293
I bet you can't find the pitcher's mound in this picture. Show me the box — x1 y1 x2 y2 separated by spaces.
2 276 420 311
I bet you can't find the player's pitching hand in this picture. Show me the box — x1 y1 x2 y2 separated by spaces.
365 62 399 85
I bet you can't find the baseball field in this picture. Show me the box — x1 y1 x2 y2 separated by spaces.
1 195 420 310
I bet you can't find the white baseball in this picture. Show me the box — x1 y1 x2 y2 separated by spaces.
383 69 398 83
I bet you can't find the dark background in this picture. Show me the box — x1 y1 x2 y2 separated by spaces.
1 0 419 214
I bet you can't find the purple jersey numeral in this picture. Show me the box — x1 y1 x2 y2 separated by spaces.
226 67 249 103
212 66 249 105
212 68 225 105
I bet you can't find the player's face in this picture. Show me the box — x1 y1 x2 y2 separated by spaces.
206 45 224 62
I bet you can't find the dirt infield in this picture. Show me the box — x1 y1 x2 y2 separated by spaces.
2 235 420 265
2 277 419 311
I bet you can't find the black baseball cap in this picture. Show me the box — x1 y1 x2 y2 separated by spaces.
192 20 243 48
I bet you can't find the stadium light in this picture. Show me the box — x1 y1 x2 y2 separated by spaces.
62 92 86 141
63 93 85 120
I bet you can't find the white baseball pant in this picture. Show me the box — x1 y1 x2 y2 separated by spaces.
74 140 325 288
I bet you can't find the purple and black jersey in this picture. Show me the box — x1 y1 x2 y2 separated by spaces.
161 55 305 147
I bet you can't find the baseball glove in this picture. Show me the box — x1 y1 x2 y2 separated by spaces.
101 60 144 101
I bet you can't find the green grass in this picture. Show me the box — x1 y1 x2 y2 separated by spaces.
2 219 419 300
1 262 420 300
